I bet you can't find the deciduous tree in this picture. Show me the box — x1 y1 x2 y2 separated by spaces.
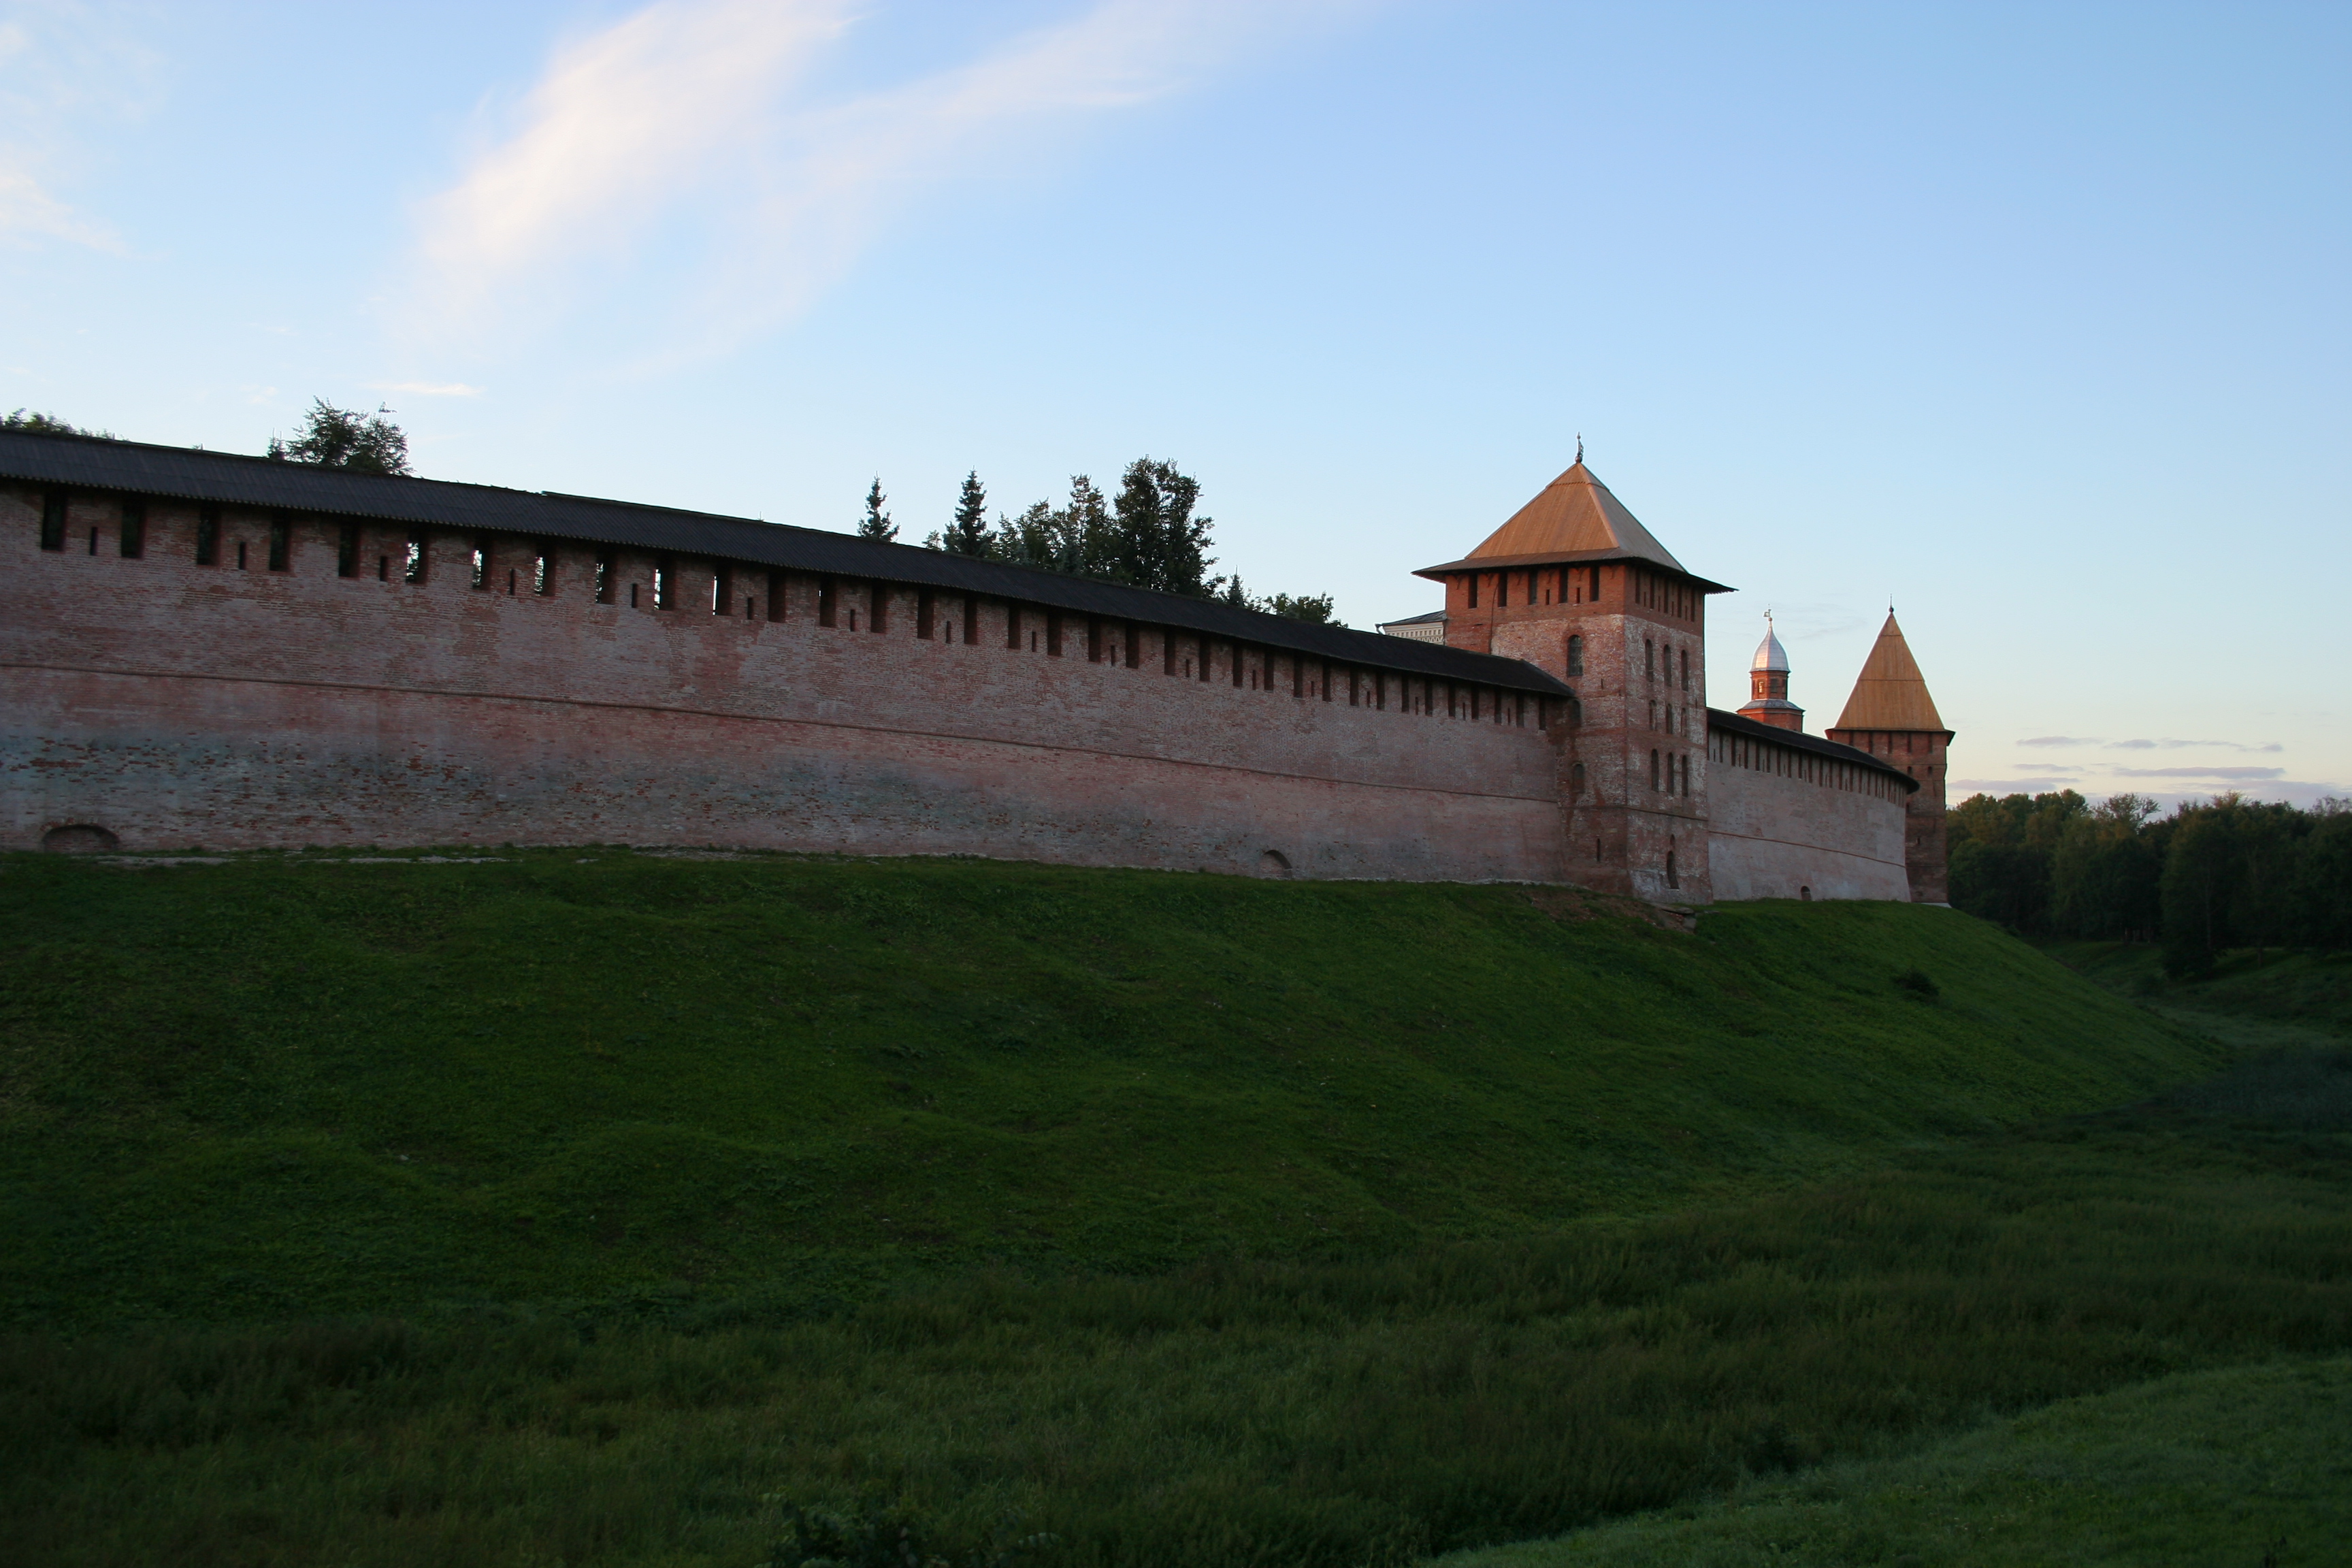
267 399 410 475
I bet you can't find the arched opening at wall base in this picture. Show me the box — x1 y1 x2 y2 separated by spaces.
43 824 120 854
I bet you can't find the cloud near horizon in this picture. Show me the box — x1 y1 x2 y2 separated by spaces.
407 0 1340 364
2111 765 2285 781
2017 734 2283 752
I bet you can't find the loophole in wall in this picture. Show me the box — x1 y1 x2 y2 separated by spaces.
1260 849 1293 878
43 824 120 854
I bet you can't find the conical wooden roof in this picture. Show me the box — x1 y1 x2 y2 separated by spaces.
1832 614 1947 732
1463 462 1687 572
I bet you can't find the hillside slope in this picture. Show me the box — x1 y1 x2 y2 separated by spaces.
1436 1358 2352 1567
0 851 2215 1324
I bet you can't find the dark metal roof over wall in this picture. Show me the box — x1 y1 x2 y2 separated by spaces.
1 429 1573 698
1705 706 1921 792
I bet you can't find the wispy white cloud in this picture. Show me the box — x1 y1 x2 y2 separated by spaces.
406 0 1341 361
0 9 155 252
1952 777 2081 794
0 163 116 249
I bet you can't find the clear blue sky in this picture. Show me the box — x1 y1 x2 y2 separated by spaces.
6 1 2346 807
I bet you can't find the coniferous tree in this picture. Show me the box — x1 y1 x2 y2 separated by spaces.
1064 475 1112 577
945 471 989 556
858 478 896 542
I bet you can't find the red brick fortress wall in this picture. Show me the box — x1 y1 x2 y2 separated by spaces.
1823 726 1950 903
1705 724 1912 901
2 488 1569 880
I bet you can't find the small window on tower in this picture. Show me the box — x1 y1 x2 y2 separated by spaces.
195 505 220 565
1566 634 1584 676
1466 574 1479 609
1645 639 1656 679
39 491 69 552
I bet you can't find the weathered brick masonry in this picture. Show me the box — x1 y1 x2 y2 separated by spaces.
1706 711 1912 900
1 433 1942 900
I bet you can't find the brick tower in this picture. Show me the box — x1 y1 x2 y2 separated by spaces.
1736 616 1803 730
1825 613 1954 903
1416 457 1730 903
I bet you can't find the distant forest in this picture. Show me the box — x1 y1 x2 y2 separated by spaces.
1946 790 2352 973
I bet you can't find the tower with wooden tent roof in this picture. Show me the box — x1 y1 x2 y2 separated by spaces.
1825 613 1954 903
1416 454 1731 904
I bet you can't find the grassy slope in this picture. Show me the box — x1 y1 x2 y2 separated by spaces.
1436 1358 2352 1567
10 1081 2348 1568
1 851 2215 1325
2050 939 2352 1043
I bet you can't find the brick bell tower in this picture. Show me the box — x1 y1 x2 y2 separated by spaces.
1416 450 1731 904
1825 612 1955 904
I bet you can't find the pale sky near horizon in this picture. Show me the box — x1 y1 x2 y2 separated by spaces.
5 1 2346 810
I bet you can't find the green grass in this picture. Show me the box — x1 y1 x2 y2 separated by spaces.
1435 1357 2352 1567
6 852 2330 1567
5 1066 2347 1567
2050 940 2352 1043
1 850 2214 1326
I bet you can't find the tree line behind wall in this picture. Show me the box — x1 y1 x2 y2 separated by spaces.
1947 790 2352 973
870 461 1341 625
